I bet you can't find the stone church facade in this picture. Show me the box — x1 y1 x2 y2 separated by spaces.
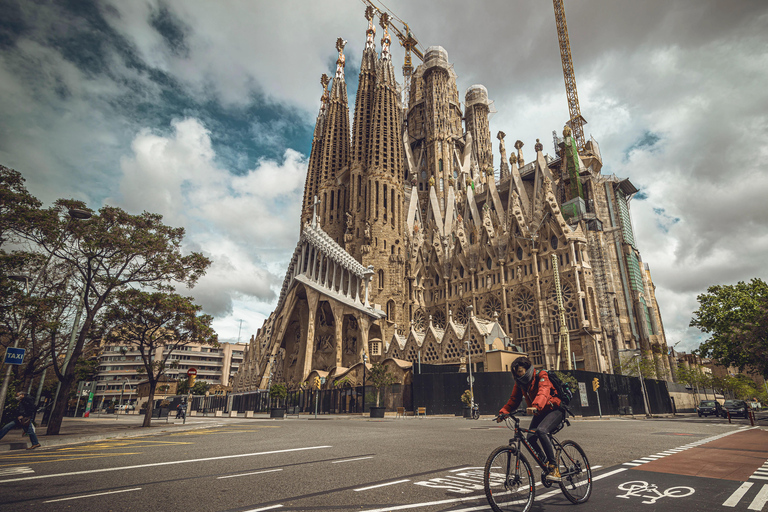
232 12 671 393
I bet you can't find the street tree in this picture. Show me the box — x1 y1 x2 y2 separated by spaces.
691 279 768 377
20 202 211 434
616 350 657 379
176 378 210 395
103 289 217 427
366 362 397 407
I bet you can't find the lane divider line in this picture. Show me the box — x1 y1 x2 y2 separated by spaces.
218 469 283 479
43 487 142 503
244 506 284 512
354 479 411 491
0 445 332 484
332 456 374 464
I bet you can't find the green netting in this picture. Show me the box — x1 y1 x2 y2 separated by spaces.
626 252 643 292
616 190 635 248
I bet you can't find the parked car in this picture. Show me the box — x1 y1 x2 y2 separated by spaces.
696 400 720 417
117 404 135 411
720 400 749 419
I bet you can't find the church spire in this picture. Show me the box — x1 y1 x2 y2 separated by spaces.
316 38 351 242
301 74 330 228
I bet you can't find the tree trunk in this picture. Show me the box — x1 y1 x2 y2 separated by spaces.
143 380 157 427
45 371 74 435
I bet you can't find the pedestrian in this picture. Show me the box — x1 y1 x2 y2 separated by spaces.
176 402 185 419
0 391 41 449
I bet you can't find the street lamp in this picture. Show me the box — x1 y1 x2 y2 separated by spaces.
362 352 368 413
0 208 92 414
620 348 651 418
465 339 475 412
117 380 130 420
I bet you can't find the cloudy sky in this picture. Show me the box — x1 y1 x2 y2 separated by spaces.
1 0 766 352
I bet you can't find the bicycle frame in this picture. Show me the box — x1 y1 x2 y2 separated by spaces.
502 413 578 477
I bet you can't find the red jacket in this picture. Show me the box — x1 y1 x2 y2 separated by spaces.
500 369 562 416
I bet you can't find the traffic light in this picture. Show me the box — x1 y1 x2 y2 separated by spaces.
189 375 196 388
314 377 321 389
592 377 599 392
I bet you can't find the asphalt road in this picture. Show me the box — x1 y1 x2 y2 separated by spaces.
0 414 765 512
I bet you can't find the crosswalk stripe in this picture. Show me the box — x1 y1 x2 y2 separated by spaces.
749 484 768 511
724 482 753 507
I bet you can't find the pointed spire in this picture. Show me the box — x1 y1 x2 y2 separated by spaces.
301 73 332 228
334 37 348 82
380 13 392 61
365 6 376 50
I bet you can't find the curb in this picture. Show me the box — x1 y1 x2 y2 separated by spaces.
0 423 218 452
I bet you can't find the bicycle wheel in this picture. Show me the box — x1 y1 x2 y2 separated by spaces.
484 446 535 512
556 440 592 504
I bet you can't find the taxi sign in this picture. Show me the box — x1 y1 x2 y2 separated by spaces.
187 367 197 376
4 347 25 365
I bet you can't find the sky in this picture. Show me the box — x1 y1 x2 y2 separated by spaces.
1 0 767 353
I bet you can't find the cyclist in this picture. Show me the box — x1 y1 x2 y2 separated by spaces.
497 356 564 481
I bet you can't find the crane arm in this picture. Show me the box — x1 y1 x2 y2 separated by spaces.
553 0 586 152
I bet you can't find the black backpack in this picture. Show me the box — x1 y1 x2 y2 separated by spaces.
546 371 574 407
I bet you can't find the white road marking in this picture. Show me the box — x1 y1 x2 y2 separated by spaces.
749 484 768 511
592 465 603 470
593 468 628 481
244 506 284 512
631 460 648 464
0 467 34 477
623 463 643 467
332 456 374 464
0 445 332 484
361 495 486 511
724 482 753 507
750 476 768 481
449 467 483 472
354 479 410 491
43 487 142 503
218 469 283 479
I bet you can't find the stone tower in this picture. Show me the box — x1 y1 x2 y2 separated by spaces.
465 84 494 183
406 46 463 216
360 18 406 330
316 38 351 244
301 75 330 228
348 9 378 254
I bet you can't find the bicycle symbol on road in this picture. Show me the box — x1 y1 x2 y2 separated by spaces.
617 481 695 504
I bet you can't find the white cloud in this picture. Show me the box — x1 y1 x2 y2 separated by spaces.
109 117 305 324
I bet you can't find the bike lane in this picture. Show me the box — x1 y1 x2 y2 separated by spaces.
576 426 768 512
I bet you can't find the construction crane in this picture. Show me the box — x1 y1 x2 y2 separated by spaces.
360 0 423 106
553 253 572 370
553 0 587 153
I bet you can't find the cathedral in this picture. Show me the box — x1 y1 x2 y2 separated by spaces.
232 10 671 393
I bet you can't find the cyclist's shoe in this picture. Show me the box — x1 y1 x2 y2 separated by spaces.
545 462 562 482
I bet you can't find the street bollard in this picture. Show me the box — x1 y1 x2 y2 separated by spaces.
727 411 731 424
749 409 755 427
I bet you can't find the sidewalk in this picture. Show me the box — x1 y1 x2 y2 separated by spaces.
0 413 215 452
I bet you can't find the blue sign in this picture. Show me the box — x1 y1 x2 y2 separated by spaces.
4 347 25 365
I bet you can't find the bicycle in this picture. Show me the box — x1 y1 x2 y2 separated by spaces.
483 409 592 512
471 401 480 420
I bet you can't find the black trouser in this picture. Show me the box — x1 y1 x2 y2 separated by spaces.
527 408 564 464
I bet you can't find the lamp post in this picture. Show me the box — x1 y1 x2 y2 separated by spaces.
465 339 475 412
117 380 129 420
362 352 368 413
620 349 651 418
0 208 91 415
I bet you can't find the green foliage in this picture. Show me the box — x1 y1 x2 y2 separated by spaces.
366 362 397 407
691 279 768 377
177 378 210 395
551 370 578 388
334 376 353 388
269 383 287 407
617 351 658 379
460 389 473 406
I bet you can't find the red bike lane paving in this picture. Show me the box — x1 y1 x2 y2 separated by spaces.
634 428 768 481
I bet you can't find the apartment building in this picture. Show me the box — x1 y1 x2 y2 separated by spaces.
94 341 247 407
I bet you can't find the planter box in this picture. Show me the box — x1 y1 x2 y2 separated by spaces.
270 407 286 419
369 406 386 418
463 407 472 418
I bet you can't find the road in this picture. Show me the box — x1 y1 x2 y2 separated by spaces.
0 414 766 511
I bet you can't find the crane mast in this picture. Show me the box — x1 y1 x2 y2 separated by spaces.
553 0 586 152
553 253 572 370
